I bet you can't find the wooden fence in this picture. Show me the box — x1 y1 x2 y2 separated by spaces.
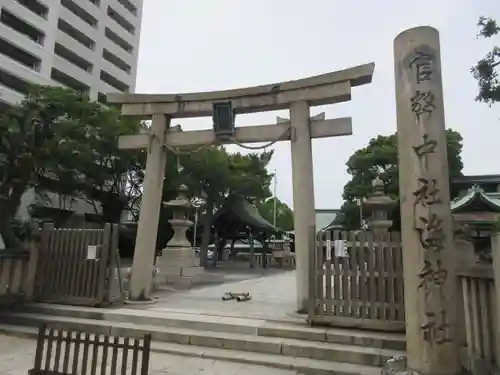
308 230 405 331
456 262 496 373
30 322 151 375
0 249 33 306
34 223 124 307
454 233 500 374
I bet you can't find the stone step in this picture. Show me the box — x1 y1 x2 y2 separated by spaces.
0 312 405 367
19 303 406 350
0 323 384 375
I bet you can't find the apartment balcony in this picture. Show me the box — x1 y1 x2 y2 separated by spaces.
2 0 48 33
52 55 92 90
0 53 48 85
0 82 25 106
65 0 101 22
100 59 131 88
59 7 98 41
102 37 134 65
97 79 122 98
56 30 97 65
105 17 136 49
0 23 48 63
109 0 139 30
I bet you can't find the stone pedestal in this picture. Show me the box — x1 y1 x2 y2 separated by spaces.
157 247 205 287
157 185 205 288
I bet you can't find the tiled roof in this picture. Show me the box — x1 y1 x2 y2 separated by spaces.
451 185 500 212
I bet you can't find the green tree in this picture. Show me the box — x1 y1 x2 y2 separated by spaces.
338 129 464 230
472 17 500 105
257 198 294 231
0 86 142 250
71 115 144 223
177 147 273 266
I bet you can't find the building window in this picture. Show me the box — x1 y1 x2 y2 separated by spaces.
14 0 49 20
116 0 137 16
102 49 131 73
100 70 129 92
57 19 95 50
0 68 30 94
51 68 89 93
107 6 135 35
97 92 108 104
60 0 98 28
0 8 45 45
0 37 41 71
104 27 132 53
54 43 93 72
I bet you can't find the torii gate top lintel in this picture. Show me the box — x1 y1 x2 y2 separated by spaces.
107 62 374 119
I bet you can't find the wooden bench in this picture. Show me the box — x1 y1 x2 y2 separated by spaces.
29 322 151 375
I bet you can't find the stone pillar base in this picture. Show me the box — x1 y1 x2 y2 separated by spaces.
157 247 205 287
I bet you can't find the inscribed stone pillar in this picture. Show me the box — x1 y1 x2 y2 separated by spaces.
290 101 315 312
394 27 460 374
129 114 169 301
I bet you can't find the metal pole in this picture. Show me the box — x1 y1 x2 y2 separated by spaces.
273 170 277 247
273 169 277 228
193 210 198 247
358 198 363 229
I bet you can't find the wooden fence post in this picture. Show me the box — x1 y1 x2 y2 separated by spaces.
24 240 39 300
491 232 500 366
34 223 54 299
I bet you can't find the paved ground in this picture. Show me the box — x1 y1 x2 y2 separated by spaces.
0 335 301 375
1 270 304 374
140 270 301 320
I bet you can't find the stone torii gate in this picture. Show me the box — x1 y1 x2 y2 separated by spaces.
107 62 375 309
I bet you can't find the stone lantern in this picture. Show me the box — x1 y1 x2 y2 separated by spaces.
164 184 192 249
363 176 397 239
157 184 204 286
362 176 398 305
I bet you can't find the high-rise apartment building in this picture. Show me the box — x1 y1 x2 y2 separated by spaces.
0 0 143 226
0 0 143 108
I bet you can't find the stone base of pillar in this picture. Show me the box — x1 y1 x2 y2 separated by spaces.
156 247 206 287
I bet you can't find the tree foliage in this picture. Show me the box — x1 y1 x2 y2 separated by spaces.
257 197 294 231
472 17 500 105
151 145 274 265
0 86 142 250
338 129 464 230
1 85 275 261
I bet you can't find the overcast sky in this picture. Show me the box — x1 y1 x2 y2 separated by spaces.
135 0 500 209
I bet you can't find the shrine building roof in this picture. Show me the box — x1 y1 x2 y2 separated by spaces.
451 185 500 213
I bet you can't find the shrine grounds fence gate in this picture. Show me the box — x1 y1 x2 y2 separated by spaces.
34 223 124 307
308 229 405 332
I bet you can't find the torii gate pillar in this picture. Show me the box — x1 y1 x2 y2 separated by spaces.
108 62 375 307
290 101 316 311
